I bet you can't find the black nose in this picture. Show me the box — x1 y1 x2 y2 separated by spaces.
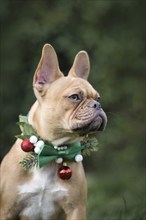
88 100 101 110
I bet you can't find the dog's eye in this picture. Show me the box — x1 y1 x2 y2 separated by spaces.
68 94 80 102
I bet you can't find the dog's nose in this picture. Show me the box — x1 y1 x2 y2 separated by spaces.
88 100 101 110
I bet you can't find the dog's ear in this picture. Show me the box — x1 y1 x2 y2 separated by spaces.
33 44 63 99
68 51 90 80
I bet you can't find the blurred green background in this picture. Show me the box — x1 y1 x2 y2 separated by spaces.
0 0 145 219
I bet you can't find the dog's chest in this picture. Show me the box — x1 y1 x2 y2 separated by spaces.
18 166 68 219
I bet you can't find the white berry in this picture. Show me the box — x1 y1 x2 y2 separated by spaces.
75 154 83 162
29 135 38 144
56 158 63 164
35 140 44 149
34 146 41 154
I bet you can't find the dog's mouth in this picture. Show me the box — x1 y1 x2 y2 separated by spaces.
70 108 107 136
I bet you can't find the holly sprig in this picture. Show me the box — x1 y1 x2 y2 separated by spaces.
16 115 38 140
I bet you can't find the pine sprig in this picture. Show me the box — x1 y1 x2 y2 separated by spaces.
20 153 38 170
81 136 99 156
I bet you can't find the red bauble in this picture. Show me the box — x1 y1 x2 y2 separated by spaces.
58 166 72 180
21 139 34 152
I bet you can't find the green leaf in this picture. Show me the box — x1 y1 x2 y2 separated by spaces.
19 115 28 123
15 134 30 140
23 123 36 135
16 115 37 137
16 122 26 133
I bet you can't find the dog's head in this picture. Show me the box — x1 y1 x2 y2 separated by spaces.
30 44 107 145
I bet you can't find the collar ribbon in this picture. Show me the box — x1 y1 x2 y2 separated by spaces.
38 142 83 167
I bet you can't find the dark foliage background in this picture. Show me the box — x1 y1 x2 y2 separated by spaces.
0 0 145 219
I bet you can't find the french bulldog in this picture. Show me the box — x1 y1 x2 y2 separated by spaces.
0 44 107 220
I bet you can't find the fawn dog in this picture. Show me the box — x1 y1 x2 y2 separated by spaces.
0 44 107 220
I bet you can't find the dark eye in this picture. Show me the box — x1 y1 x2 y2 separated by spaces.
68 94 80 102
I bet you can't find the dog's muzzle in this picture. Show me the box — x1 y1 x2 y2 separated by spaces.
71 100 107 136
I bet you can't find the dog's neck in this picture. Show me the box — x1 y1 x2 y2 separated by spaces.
27 101 81 146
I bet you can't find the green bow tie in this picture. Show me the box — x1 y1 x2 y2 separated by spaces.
38 142 84 168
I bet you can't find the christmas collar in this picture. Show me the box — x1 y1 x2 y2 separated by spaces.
16 115 98 174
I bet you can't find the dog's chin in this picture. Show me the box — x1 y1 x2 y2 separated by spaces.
71 110 107 136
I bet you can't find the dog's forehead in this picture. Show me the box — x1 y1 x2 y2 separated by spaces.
48 76 99 98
